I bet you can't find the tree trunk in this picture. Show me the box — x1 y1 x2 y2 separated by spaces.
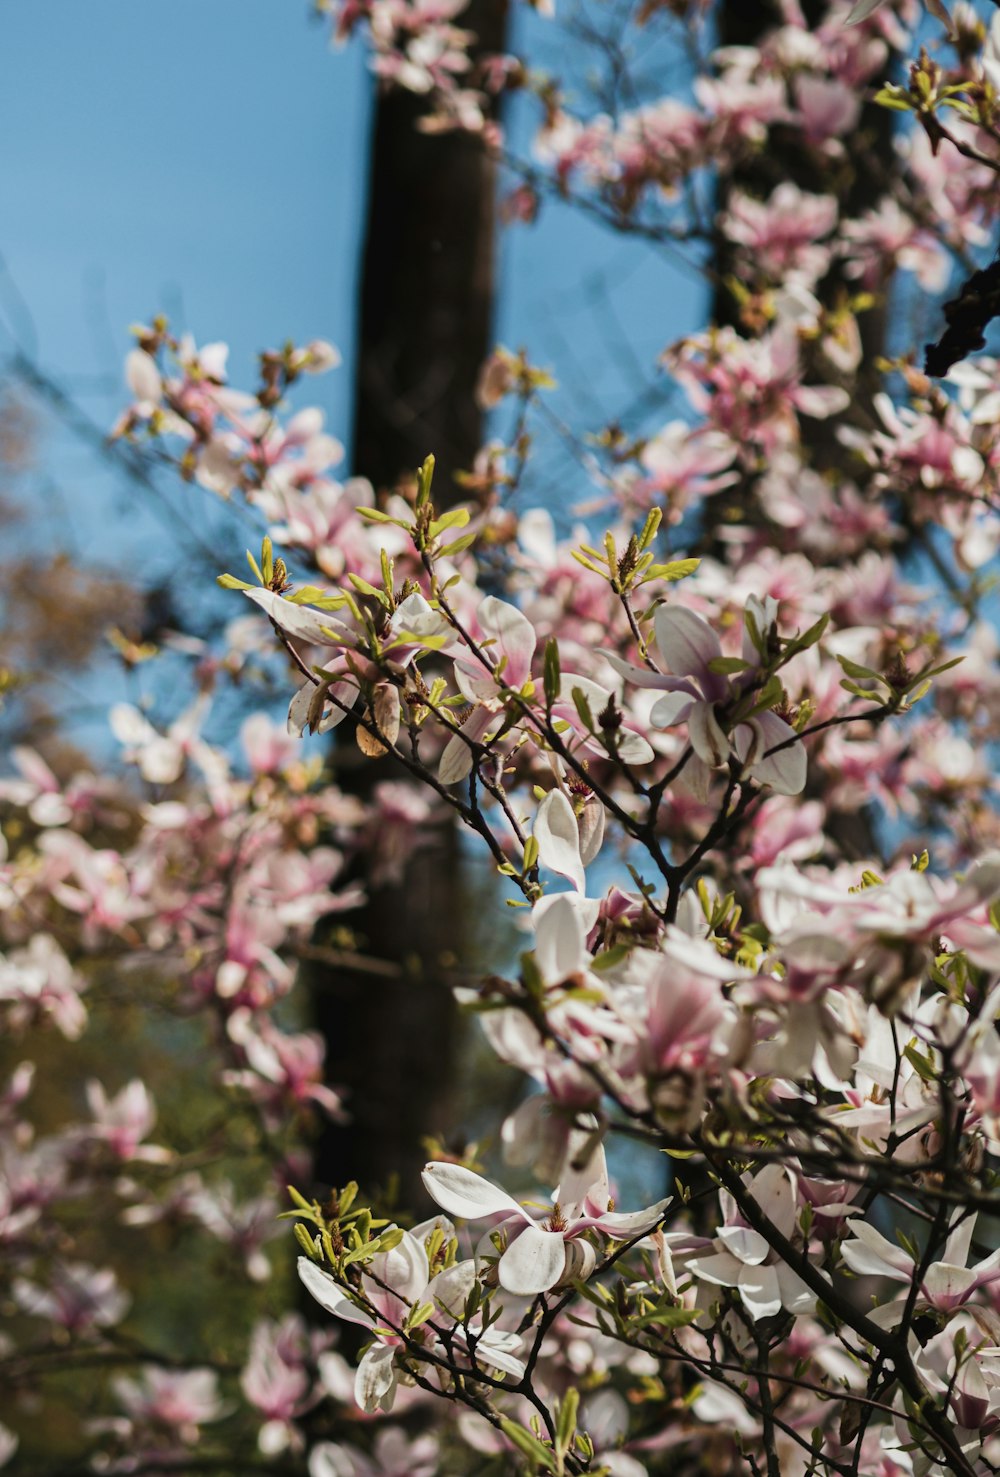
311 0 508 1210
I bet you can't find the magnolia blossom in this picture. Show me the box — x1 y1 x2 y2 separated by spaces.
685 1166 821 1321
841 1213 1000 1329
421 1154 671 1296
608 598 807 796
298 1221 525 1413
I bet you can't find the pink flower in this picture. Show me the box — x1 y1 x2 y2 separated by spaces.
421 1154 670 1296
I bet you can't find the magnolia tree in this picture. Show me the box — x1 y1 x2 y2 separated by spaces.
5 0 1000 1473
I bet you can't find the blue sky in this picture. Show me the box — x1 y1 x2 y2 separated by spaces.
0 1 701 515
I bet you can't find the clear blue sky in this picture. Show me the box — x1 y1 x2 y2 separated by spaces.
0 0 705 672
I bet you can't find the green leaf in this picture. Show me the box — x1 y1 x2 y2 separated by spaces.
543 638 561 707
358 507 411 527
428 507 471 538
788 612 830 654
707 656 751 675
836 653 886 684
437 532 477 557
873 85 915 110
294 1223 320 1257
217 572 253 591
246 548 264 584
644 557 700 582
748 674 784 714
638 507 662 550
570 685 595 732
286 586 350 610
633 1305 701 1331
348 574 383 599
261 537 274 586
499 1419 557 1473
555 1389 579 1456
416 453 435 507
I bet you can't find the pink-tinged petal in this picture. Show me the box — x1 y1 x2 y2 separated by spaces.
244 587 353 646
478 596 536 688
438 706 498 786
650 691 695 728
298 1259 374 1329
687 702 729 768
534 895 586 982
944 920 1000 970
744 711 806 795
588 1197 672 1238
943 1213 977 1270
654 606 721 684
602 651 674 691
737 1262 782 1320
355 1343 397 1414
921 1263 977 1309
717 1226 770 1266
498 1224 567 1294
534 789 585 893
840 1222 912 1280
421 1163 525 1222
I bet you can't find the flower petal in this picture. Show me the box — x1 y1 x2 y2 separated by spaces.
738 1261 782 1320
355 1342 397 1414
498 1224 567 1294
534 789 585 893
298 1258 374 1329
421 1162 525 1221
654 606 721 683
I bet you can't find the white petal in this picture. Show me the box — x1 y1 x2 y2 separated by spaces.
426 1260 477 1317
125 348 162 404
298 1258 374 1328
498 1224 567 1294
743 711 806 795
534 894 586 982
421 1162 524 1221
594 1198 672 1237
473 1329 526 1380
717 1226 770 1266
738 1261 782 1320
355 1342 397 1413
243 586 352 646
534 789 585 893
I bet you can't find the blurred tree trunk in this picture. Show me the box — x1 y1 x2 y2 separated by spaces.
311 0 507 1209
